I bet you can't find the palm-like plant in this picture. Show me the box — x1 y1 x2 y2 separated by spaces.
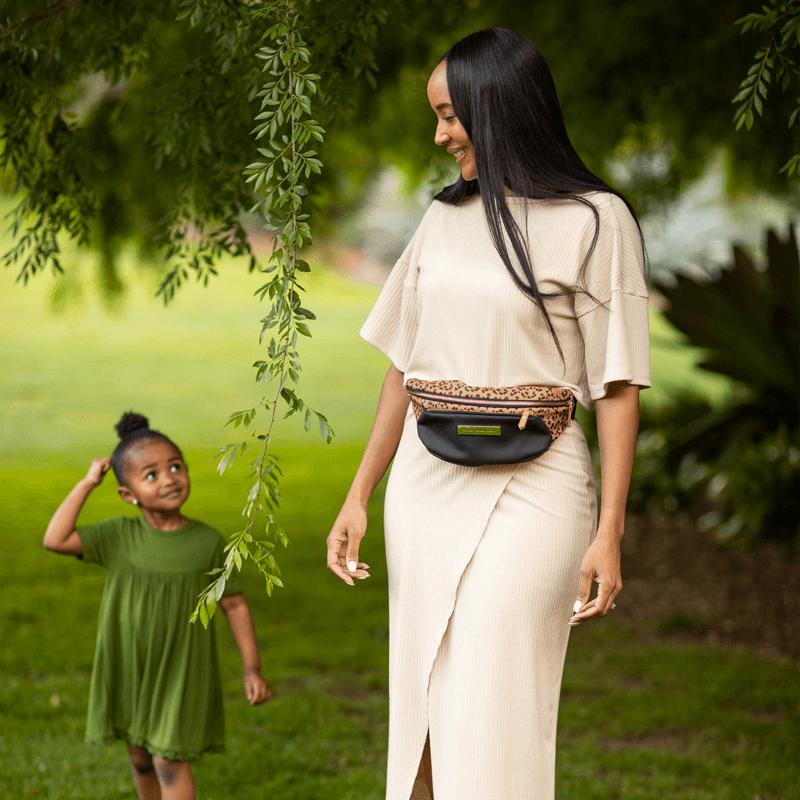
644 222 799 546
652 222 799 460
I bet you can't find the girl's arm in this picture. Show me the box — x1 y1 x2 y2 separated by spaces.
326 364 409 585
43 457 112 556
219 592 272 705
570 383 641 623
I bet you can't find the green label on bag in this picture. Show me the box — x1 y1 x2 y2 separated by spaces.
457 424 502 436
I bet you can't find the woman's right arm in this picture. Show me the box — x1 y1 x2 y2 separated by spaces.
43 456 112 556
326 364 410 585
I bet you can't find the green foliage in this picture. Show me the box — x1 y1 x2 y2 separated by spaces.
0 0 388 295
696 423 800 546
626 393 800 549
1 0 261 292
733 0 800 177
624 391 719 515
1 0 797 297
190 3 334 626
626 223 800 547
653 223 798 430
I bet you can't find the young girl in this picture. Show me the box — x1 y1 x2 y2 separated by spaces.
43 411 272 800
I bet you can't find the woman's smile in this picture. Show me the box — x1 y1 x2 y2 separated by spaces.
427 60 478 181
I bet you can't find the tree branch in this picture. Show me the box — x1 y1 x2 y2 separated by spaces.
22 0 80 26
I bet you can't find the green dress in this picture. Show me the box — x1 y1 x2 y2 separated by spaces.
76 515 242 761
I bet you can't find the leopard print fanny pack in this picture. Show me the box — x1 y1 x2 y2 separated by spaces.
404 378 577 467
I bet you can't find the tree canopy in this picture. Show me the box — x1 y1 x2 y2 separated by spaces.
1 0 797 295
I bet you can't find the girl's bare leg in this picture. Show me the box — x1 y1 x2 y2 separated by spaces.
127 744 161 800
152 756 196 800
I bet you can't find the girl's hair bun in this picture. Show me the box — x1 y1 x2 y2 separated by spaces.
115 411 150 440
110 413 179 484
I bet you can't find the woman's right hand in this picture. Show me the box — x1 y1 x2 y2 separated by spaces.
84 456 112 487
326 499 371 586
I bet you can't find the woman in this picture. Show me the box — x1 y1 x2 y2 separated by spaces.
326 27 651 800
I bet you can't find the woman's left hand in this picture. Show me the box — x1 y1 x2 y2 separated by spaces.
569 532 622 625
243 668 272 705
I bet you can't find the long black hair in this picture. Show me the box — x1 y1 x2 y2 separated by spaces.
434 27 650 367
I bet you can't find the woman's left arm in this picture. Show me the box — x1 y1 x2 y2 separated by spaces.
219 592 273 705
570 382 641 624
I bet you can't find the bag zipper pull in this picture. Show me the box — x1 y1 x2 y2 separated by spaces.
518 408 531 430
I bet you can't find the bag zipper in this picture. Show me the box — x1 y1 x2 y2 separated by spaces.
406 388 571 431
405 388 569 407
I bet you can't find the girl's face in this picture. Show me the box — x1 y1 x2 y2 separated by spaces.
427 60 477 181
118 439 190 513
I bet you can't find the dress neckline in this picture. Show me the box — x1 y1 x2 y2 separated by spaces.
137 515 197 535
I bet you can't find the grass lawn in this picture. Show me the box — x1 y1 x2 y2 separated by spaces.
0 246 796 799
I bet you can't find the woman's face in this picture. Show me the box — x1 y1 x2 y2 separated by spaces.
427 60 477 181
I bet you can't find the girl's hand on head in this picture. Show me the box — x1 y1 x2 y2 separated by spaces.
243 668 272 706
326 499 371 587
85 456 112 487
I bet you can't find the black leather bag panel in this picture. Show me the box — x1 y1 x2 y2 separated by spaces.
416 409 553 466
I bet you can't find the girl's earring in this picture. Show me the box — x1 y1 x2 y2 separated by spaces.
132 499 138 506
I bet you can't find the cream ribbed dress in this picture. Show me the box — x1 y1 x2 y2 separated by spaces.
358 190 651 800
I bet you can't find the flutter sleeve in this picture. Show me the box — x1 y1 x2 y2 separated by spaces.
358 203 433 373
76 516 124 568
575 194 652 404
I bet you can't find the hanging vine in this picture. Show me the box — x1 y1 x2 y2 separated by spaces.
190 0 332 627
732 1 800 178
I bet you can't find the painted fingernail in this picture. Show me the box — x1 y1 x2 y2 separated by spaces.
572 599 583 614
347 560 357 572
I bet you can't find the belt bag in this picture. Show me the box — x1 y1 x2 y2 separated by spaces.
404 378 577 467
